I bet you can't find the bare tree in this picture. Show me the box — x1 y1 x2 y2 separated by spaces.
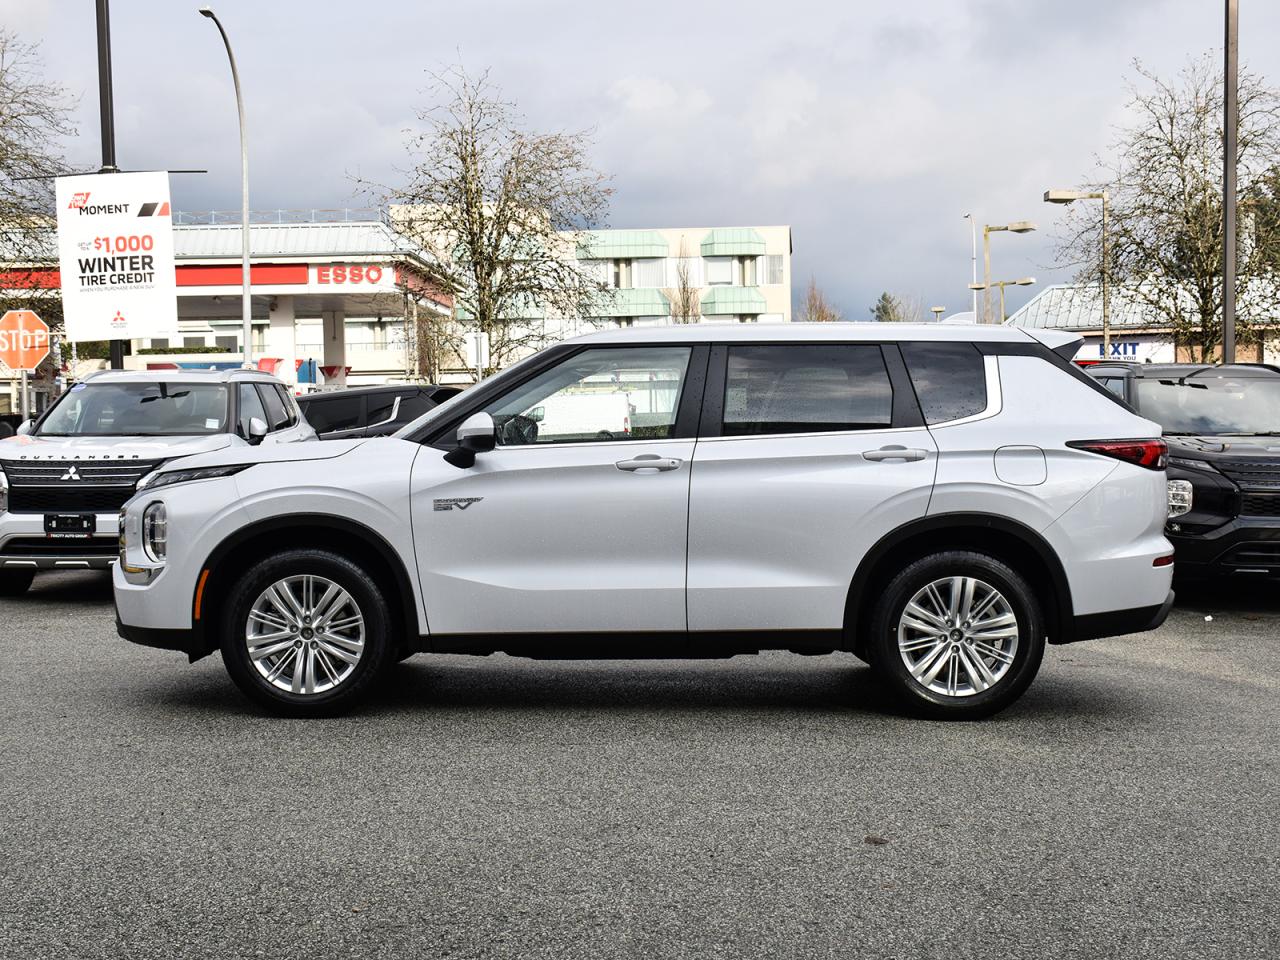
0 29 74 330
1055 55 1280 360
663 238 699 323
373 66 612 373
800 276 842 322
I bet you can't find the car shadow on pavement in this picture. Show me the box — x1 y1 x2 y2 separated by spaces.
21 570 114 605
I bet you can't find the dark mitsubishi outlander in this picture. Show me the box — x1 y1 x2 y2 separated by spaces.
1088 362 1280 580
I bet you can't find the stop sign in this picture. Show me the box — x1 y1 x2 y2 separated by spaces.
0 310 51 372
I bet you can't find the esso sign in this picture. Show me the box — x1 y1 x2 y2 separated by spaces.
314 264 385 286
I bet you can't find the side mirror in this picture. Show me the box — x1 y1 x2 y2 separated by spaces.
444 412 496 468
16 420 35 436
246 416 269 445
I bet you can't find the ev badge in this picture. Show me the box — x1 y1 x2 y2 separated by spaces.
433 497 483 512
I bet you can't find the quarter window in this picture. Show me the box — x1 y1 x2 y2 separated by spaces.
484 346 692 445
259 384 290 431
900 342 988 423
722 344 893 435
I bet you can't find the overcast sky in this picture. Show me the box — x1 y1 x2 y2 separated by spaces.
6 0 1279 320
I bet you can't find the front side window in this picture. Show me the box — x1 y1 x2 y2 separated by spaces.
484 346 692 446
900 342 988 423
38 382 229 437
722 344 893 436
1136 375 1280 436
238 383 269 435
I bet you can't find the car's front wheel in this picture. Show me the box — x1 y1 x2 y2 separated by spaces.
219 549 394 716
0 569 35 597
868 551 1045 720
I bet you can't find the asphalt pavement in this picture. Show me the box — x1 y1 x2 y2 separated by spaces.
2 571 1278 960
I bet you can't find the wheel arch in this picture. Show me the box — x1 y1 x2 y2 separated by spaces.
187 513 420 661
844 512 1075 656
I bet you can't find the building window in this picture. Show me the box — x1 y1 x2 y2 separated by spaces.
215 336 238 352
765 254 784 285
631 258 666 288
149 338 169 350
741 256 758 286
183 336 206 349
705 256 734 286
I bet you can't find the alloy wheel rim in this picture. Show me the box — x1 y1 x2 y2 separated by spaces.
245 575 365 696
897 576 1019 699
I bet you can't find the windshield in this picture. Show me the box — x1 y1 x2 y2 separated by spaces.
37 381 230 437
1136 376 1280 436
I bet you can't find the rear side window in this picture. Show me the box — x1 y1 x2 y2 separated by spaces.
900 342 987 424
396 390 437 421
722 344 893 436
303 395 363 434
367 393 399 426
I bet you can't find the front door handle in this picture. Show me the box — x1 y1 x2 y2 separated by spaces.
616 454 682 472
863 446 929 462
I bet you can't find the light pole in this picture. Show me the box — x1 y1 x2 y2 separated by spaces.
970 277 1035 324
931 306 947 322
199 8 252 367
982 221 1036 323
1223 0 1239 363
963 213 977 318
1045 189 1112 355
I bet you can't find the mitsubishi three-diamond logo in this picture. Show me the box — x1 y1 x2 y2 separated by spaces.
60 465 82 482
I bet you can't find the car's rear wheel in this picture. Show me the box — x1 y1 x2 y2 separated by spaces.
220 549 394 716
0 569 35 597
868 551 1045 720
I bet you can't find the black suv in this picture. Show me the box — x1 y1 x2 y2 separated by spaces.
1088 362 1280 579
297 384 461 440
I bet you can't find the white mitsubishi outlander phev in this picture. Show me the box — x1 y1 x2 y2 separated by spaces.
114 324 1175 719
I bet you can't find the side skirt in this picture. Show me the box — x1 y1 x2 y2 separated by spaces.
414 629 845 660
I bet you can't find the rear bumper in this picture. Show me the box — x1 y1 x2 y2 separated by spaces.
1070 590 1175 643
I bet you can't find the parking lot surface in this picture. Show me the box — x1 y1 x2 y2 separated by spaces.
2 572 1278 960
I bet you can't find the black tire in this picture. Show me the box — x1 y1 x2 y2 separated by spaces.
867 550 1045 720
219 548 394 717
0 569 35 597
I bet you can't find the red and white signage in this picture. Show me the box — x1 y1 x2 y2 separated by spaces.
0 309 51 372
312 263 395 289
54 171 179 342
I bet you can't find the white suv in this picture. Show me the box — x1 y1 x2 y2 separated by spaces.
0 368 314 595
114 324 1174 719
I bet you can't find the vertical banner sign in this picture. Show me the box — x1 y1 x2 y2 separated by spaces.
54 171 179 342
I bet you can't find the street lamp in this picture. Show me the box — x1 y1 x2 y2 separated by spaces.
982 221 1036 324
199 7 252 367
1045 189 1111 354
970 277 1035 324
931 306 947 322
963 213 977 318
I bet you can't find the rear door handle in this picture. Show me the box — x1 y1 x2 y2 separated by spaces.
863 446 929 462
616 455 682 472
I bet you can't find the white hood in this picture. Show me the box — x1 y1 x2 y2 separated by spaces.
0 433 238 463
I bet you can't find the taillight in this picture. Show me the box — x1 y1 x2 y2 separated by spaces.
1067 438 1168 470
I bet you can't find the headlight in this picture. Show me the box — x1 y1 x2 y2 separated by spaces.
1168 456 1219 474
1168 479 1194 518
142 502 167 564
138 463 251 492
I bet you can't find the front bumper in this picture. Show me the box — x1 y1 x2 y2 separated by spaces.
0 511 120 571
1167 518 1280 578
